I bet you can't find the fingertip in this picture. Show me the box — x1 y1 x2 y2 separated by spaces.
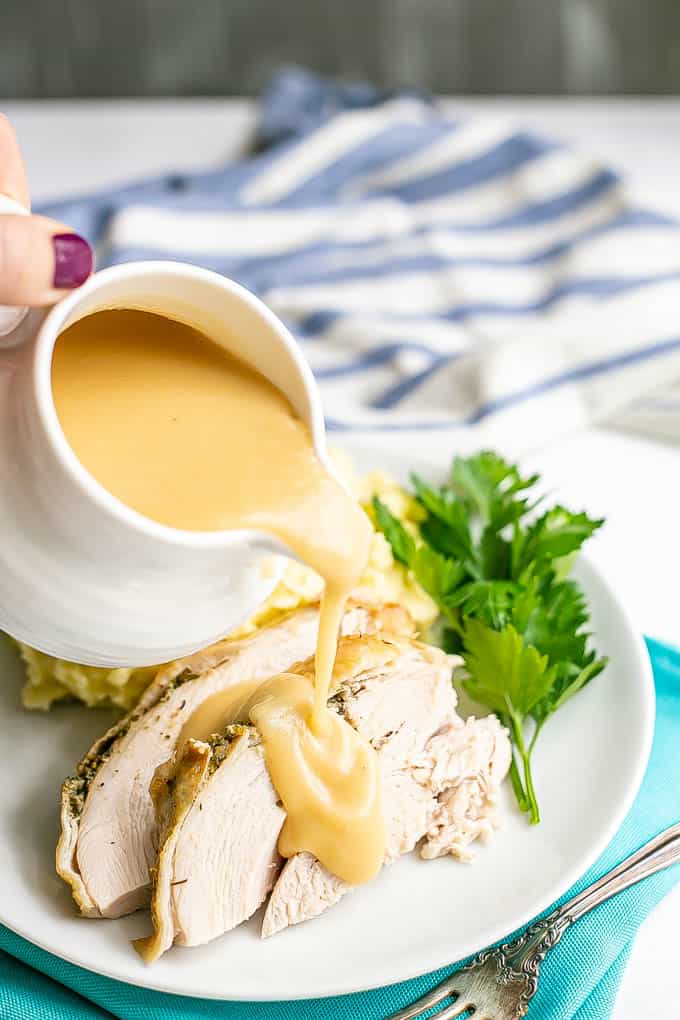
0 216 93 306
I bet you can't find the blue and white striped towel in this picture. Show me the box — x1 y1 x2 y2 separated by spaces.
38 68 680 453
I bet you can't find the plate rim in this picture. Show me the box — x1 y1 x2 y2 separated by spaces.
0 559 656 1001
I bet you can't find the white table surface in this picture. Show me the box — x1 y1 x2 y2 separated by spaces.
3 97 679 1018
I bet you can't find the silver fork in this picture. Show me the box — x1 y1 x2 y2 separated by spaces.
387 821 680 1020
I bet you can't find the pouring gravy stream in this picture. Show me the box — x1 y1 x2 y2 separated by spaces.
52 309 384 887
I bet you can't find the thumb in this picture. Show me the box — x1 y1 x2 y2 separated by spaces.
0 213 93 306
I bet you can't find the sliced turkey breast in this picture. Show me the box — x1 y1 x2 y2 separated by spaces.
57 604 411 919
262 639 510 937
144 633 445 958
137 727 284 962
141 633 509 954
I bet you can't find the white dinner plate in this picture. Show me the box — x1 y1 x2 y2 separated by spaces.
0 440 655 1001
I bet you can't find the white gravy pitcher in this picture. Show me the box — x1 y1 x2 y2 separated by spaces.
0 259 334 667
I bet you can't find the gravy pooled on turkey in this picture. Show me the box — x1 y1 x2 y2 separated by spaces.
57 605 411 918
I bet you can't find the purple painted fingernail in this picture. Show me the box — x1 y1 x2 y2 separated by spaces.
53 233 93 289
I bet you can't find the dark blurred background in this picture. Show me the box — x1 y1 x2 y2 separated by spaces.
1 0 678 98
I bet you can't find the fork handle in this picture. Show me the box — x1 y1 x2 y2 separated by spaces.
554 821 680 923
492 821 680 983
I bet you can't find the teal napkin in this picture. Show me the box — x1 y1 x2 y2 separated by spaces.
0 636 677 1020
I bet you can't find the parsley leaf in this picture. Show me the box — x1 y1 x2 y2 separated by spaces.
512 506 604 580
371 496 415 567
462 620 555 717
461 620 558 824
532 656 605 725
447 580 518 630
410 475 476 568
450 451 539 530
411 546 466 617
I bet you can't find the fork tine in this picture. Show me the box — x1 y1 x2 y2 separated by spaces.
385 976 456 1019
435 998 476 1020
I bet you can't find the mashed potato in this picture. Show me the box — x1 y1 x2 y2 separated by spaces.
16 461 437 711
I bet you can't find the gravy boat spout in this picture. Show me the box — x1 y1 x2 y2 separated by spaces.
0 262 335 667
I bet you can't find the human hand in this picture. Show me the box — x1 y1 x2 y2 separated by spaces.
0 114 93 309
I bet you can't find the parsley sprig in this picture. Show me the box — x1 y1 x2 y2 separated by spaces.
371 451 606 824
